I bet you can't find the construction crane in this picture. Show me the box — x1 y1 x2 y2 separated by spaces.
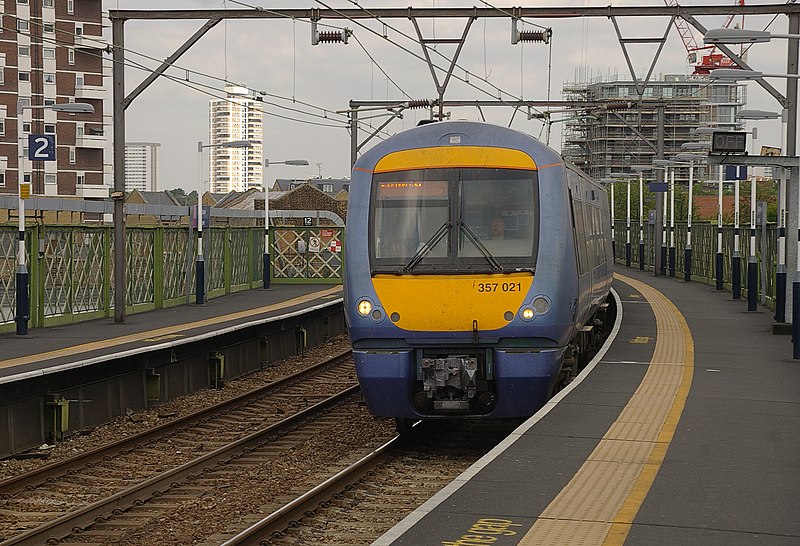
665 0 745 75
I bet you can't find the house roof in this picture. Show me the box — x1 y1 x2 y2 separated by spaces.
274 177 350 195
132 190 180 206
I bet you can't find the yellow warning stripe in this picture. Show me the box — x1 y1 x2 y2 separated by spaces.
518 273 694 545
0 286 343 371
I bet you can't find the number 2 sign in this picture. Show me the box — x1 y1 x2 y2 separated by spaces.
28 134 56 161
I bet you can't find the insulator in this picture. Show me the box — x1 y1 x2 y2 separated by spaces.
318 30 346 43
604 101 633 111
512 20 552 45
406 99 432 109
517 29 552 44
311 19 350 46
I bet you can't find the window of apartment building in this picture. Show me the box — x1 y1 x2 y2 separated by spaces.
0 120 4 136
44 73 55 84
68 49 75 65
0 172 5 188
44 98 54 106
17 0 28 4
77 173 85 185
44 124 55 134
17 20 29 33
18 72 30 82
18 97 30 108
22 122 31 133
43 22 54 33
43 48 55 60
322 184 333 193
18 46 30 57
67 0 74 14
69 147 76 164
77 125 83 137
75 24 83 36
45 174 56 185
43 0 53 7
76 74 84 87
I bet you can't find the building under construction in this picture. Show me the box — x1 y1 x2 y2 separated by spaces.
561 74 745 184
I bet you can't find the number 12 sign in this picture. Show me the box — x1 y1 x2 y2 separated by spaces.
28 134 56 161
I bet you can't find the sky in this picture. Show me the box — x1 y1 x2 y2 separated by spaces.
106 1 795 191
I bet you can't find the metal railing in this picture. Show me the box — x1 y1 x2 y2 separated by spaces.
613 220 778 306
0 225 343 333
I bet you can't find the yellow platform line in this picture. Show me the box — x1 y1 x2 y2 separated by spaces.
519 273 694 545
0 286 343 371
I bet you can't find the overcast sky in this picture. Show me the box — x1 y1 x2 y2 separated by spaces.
106 1 793 191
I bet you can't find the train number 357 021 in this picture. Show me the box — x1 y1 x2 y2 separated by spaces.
476 282 522 293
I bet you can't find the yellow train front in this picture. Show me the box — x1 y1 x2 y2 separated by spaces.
344 121 612 430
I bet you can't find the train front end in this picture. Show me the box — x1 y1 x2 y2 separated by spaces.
344 122 575 422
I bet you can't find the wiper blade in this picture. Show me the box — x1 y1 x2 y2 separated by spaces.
403 221 451 272
458 219 502 271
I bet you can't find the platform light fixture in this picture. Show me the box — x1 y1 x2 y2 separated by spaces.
263 158 309 289
195 139 253 305
704 28 800 45
16 100 94 335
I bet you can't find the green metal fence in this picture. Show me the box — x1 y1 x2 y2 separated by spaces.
614 220 779 306
0 225 343 333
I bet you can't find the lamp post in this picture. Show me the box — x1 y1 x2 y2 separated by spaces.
601 179 616 259
263 158 309 289
609 172 633 267
676 152 707 282
736 109 783 312
737 108 788 318
692 127 728 289
630 166 651 270
16 100 94 335
652 160 677 276
196 140 252 305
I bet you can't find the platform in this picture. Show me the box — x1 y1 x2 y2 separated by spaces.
377 267 800 545
0 284 343 384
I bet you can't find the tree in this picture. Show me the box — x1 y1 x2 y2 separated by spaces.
167 188 188 205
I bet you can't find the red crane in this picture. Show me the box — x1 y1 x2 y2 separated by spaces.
665 0 745 75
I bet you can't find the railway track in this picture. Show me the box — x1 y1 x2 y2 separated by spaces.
213 420 520 546
0 350 369 545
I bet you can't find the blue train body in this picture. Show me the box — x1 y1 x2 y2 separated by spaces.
343 121 612 428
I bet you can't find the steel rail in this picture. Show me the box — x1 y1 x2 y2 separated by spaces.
2 384 361 546
0 349 352 497
221 435 402 546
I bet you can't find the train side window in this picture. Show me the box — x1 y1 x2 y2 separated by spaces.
568 189 587 275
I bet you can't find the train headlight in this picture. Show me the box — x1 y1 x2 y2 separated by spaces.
520 296 551 321
357 299 373 316
532 296 550 315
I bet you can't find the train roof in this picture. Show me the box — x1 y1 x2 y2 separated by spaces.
355 120 563 171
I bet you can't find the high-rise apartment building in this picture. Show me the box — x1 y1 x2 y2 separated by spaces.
124 142 160 192
208 86 264 193
0 0 106 198
561 74 744 184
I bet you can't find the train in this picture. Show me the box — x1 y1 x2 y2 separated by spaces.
343 120 613 433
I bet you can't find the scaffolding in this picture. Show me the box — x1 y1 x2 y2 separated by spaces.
561 74 745 184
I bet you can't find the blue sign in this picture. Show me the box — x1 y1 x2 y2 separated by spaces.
191 205 210 229
28 134 56 161
724 165 748 180
648 182 668 193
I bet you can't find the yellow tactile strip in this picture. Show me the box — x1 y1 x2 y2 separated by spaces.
0 286 343 371
519 273 694 545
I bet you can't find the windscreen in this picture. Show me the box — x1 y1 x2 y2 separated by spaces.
371 167 538 273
